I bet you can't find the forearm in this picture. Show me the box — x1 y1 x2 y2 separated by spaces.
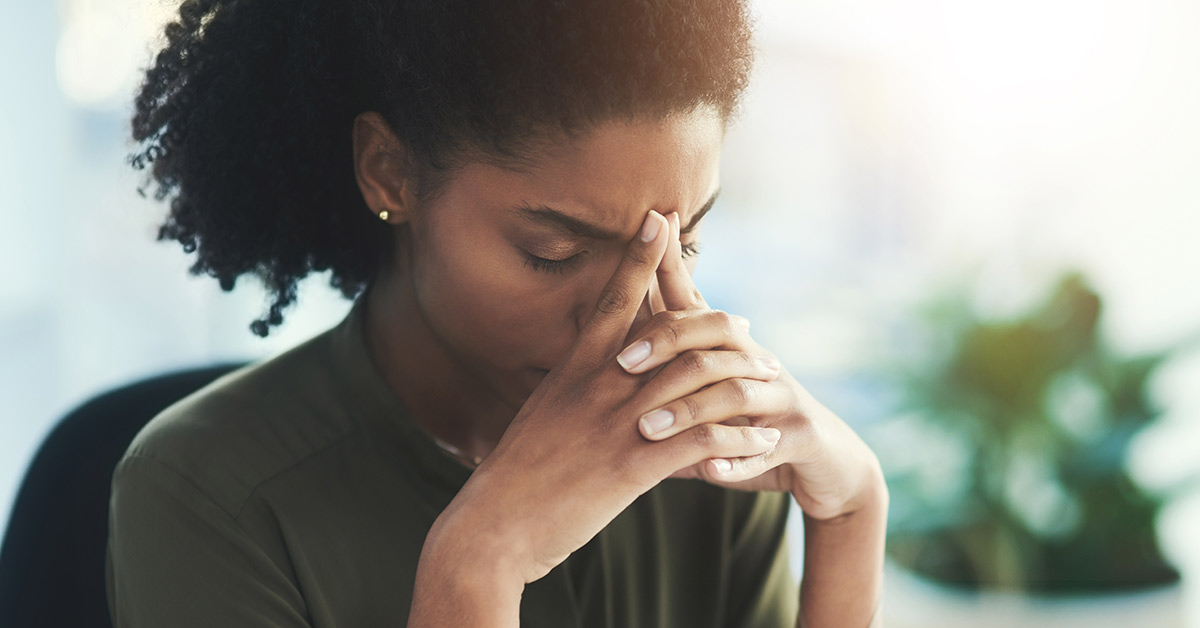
794 471 888 628
407 519 524 628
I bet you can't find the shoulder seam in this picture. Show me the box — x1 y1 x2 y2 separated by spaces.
230 424 366 521
119 454 242 521
121 422 366 522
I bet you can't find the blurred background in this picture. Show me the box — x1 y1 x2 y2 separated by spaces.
2 0 1198 625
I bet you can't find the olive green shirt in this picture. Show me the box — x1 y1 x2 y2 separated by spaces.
105 290 798 627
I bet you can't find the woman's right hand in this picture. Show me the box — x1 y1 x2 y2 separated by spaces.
419 210 782 589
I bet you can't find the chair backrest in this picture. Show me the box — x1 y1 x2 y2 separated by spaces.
0 362 249 628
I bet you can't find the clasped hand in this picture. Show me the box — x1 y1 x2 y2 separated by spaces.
620 211 884 523
429 210 883 587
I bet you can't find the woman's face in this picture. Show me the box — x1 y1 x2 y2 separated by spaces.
370 107 724 410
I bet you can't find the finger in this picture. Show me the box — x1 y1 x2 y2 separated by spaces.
616 309 760 374
704 452 777 483
647 423 781 478
578 210 670 357
648 274 667 315
719 416 753 427
631 350 780 420
656 211 707 311
638 378 791 441
666 416 750 478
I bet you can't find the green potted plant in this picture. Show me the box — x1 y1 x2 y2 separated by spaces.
871 271 1194 627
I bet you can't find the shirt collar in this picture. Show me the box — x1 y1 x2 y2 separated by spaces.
327 284 475 497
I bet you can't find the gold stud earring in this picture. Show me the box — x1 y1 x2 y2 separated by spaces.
378 210 390 221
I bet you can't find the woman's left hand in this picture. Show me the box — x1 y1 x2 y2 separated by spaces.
619 212 885 521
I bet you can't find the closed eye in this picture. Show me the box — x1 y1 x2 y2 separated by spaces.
524 241 701 275
523 251 584 274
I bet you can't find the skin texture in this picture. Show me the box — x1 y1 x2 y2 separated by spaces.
352 107 887 628
356 108 723 461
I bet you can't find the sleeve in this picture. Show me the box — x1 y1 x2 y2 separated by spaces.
106 455 313 628
722 490 799 628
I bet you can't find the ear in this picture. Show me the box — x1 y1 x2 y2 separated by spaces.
352 112 418 224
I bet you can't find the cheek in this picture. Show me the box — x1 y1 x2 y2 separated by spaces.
408 225 572 366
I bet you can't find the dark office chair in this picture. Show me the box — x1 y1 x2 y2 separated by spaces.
0 362 249 628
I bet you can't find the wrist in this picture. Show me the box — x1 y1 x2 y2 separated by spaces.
422 505 529 584
416 537 524 599
797 464 888 628
795 459 889 525
409 515 526 627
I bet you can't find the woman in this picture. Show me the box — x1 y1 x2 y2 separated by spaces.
106 0 887 626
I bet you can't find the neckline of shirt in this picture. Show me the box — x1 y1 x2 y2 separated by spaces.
326 283 476 495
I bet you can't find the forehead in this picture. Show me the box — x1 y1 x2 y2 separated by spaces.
503 108 725 233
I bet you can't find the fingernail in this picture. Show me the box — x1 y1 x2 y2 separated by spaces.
640 212 662 242
640 409 675 435
711 458 732 474
757 427 781 444
758 355 779 371
616 340 651 370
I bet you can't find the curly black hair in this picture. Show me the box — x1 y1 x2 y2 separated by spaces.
131 0 755 337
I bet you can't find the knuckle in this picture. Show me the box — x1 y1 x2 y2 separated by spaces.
737 426 760 447
664 310 687 323
728 378 754 404
625 246 656 267
596 286 631 315
691 423 721 449
680 351 709 376
738 351 759 370
713 310 740 336
659 321 682 348
644 311 683 346
681 395 703 423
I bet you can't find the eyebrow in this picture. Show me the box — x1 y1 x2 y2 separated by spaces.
517 188 721 240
